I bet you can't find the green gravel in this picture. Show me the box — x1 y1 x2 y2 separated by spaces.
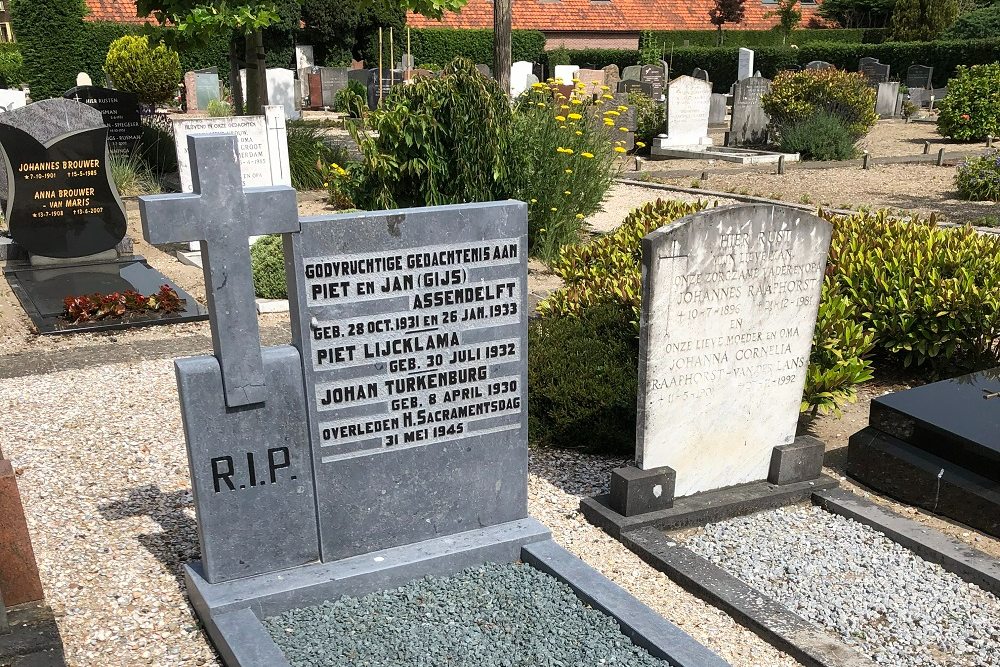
263 562 666 667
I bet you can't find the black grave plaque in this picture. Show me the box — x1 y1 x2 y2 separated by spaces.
640 65 666 99
617 80 653 97
63 86 142 157
0 124 127 258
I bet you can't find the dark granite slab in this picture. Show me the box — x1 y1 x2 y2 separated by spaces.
870 369 1000 483
3 256 207 334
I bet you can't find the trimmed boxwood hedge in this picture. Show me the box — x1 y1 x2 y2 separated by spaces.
641 28 889 50
410 28 546 68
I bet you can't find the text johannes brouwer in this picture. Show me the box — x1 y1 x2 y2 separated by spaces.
303 239 522 459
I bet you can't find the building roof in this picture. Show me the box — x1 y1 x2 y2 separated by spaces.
407 0 820 32
84 0 148 24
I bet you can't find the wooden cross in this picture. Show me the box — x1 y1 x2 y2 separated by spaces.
139 133 298 407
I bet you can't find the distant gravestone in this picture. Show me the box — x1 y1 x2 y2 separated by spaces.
876 81 900 118
267 68 298 119
805 60 834 71
475 63 493 78
617 80 652 97
906 64 933 90
709 93 728 125
76 72 92 87
554 65 579 85
576 68 606 95
319 67 348 107
63 85 142 157
295 45 315 70
738 48 754 81
603 64 621 91
0 99 126 259
365 69 403 109
511 61 534 97
640 64 666 99
532 62 545 84
859 58 889 85
728 76 771 146
622 65 642 82
635 205 831 496
0 89 26 113
194 69 221 110
658 76 712 149
692 68 710 82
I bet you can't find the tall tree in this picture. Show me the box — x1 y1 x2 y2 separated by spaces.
493 0 512 96
891 0 959 39
768 0 802 44
709 0 747 46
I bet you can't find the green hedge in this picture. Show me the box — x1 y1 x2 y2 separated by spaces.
409 28 546 67
542 48 642 72
641 28 889 50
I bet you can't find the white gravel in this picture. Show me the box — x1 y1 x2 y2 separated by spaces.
0 361 802 667
686 505 1000 667
585 183 737 234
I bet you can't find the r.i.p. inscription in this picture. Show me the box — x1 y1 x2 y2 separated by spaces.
288 202 530 561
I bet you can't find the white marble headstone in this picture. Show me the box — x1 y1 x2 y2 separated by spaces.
76 72 93 87
738 48 754 81
511 61 534 97
0 89 27 112
658 76 713 148
554 65 580 85
267 68 299 120
636 205 831 496
295 45 315 70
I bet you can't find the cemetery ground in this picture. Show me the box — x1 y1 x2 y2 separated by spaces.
3 175 1000 666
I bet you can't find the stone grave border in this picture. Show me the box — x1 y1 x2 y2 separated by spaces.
187 520 727 667
618 487 1000 667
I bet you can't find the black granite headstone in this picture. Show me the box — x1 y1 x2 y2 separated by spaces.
0 124 126 259
906 65 934 91
63 86 142 157
617 80 653 97
640 64 666 99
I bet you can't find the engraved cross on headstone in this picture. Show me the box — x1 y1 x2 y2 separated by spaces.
139 133 298 407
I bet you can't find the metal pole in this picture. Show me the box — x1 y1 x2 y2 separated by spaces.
379 28 384 107
407 27 412 77
389 27 395 87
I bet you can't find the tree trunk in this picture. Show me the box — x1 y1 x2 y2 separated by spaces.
253 29 268 115
245 34 259 114
494 0 512 96
229 38 245 116
717 25 724 47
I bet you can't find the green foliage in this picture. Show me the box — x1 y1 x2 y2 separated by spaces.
333 80 367 117
943 3 1000 38
891 0 960 40
763 68 878 139
351 58 513 210
937 62 1000 140
817 0 897 28
511 82 621 261
301 0 405 65
546 48 640 73
955 151 1000 201
641 28 890 51
710 0 748 44
777 111 860 160
409 28 547 67
545 47 573 68
250 234 287 299
628 92 663 146
286 123 351 190
826 210 1000 369
105 35 182 105
109 150 162 197
206 99 233 116
528 302 639 454
11 0 88 100
137 117 178 177
0 49 24 88
769 0 804 44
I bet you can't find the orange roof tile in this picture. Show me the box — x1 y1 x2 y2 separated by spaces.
407 0 822 32
84 0 149 24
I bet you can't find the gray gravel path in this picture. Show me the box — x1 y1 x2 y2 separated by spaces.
265 562 666 667
686 505 1000 666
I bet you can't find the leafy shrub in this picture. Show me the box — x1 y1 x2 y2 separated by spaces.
955 150 1000 201
333 80 366 117
286 123 351 190
546 47 572 67
827 211 1000 369
628 91 663 147
763 68 878 139
351 57 513 210
250 235 287 299
528 302 639 453
937 63 1000 140
891 0 959 41
943 4 1000 39
206 99 233 117
777 111 860 160
0 48 24 88
105 35 181 106
510 81 621 261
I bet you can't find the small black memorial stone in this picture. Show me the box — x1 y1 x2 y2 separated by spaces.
0 123 126 258
63 86 142 157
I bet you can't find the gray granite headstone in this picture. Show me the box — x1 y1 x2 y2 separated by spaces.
139 135 318 584
906 65 933 90
622 65 642 82
286 202 529 562
0 98 104 201
728 76 771 146
603 64 621 91
475 63 493 78
805 60 834 71
636 204 831 496
319 67 348 107
859 59 889 85
692 68 710 82
709 93 728 125
195 71 221 109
